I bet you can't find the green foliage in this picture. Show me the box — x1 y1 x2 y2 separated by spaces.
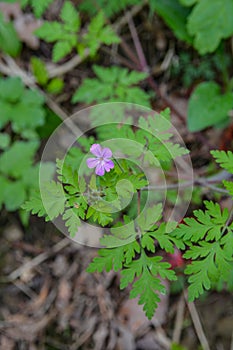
121 253 176 319
35 2 119 62
87 205 178 319
187 82 233 132
152 0 233 55
82 12 120 56
23 158 87 232
0 76 53 214
46 78 64 94
0 140 53 211
172 201 233 301
0 12 21 56
0 77 45 134
186 0 233 54
150 0 192 43
72 65 150 106
21 0 54 17
31 57 49 86
0 133 10 150
35 1 81 62
211 150 233 173
31 57 64 94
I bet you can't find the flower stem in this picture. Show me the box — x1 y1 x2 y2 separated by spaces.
113 158 124 173
137 190 141 216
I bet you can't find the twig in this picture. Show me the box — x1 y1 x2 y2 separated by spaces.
172 294 185 344
124 10 187 123
127 15 148 72
101 46 137 70
184 290 210 350
13 280 38 299
6 238 70 282
137 190 141 215
142 175 229 194
114 2 146 33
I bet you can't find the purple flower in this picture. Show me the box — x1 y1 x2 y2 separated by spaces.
86 144 114 176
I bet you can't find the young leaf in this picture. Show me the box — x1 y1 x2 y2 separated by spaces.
83 12 120 56
72 65 149 106
211 150 233 173
63 208 81 238
21 0 54 17
60 1 80 31
31 57 49 86
35 2 81 62
46 78 64 94
0 13 21 56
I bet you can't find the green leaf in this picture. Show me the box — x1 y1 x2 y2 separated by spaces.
87 247 125 273
22 0 54 17
187 0 233 54
137 204 162 232
41 181 66 220
187 82 233 132
52 40 73 62
211 150 233 173
31 57 49 86
0 77 45 132
35 21 64 42
22 190 47 217
149 0 192 43
11 100 45 132
0 133 10 150
46 78 64 94
0 13 21 56
100 218 137 247
4 180 26 211
179 0 197 5
60 1 80 31
0 140 38 178
35 2 81 62
0 77 24 102
72 65 150 107
121 252 176 319
145 222 184 253
223 180 233 196
83 12 120 56
172 201 233 300
63 208 81 238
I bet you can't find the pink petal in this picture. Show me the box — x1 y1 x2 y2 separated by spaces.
104 160 114 172
102 147 112 158
90 144 102 157
95 163 105 176
86 158 99 169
